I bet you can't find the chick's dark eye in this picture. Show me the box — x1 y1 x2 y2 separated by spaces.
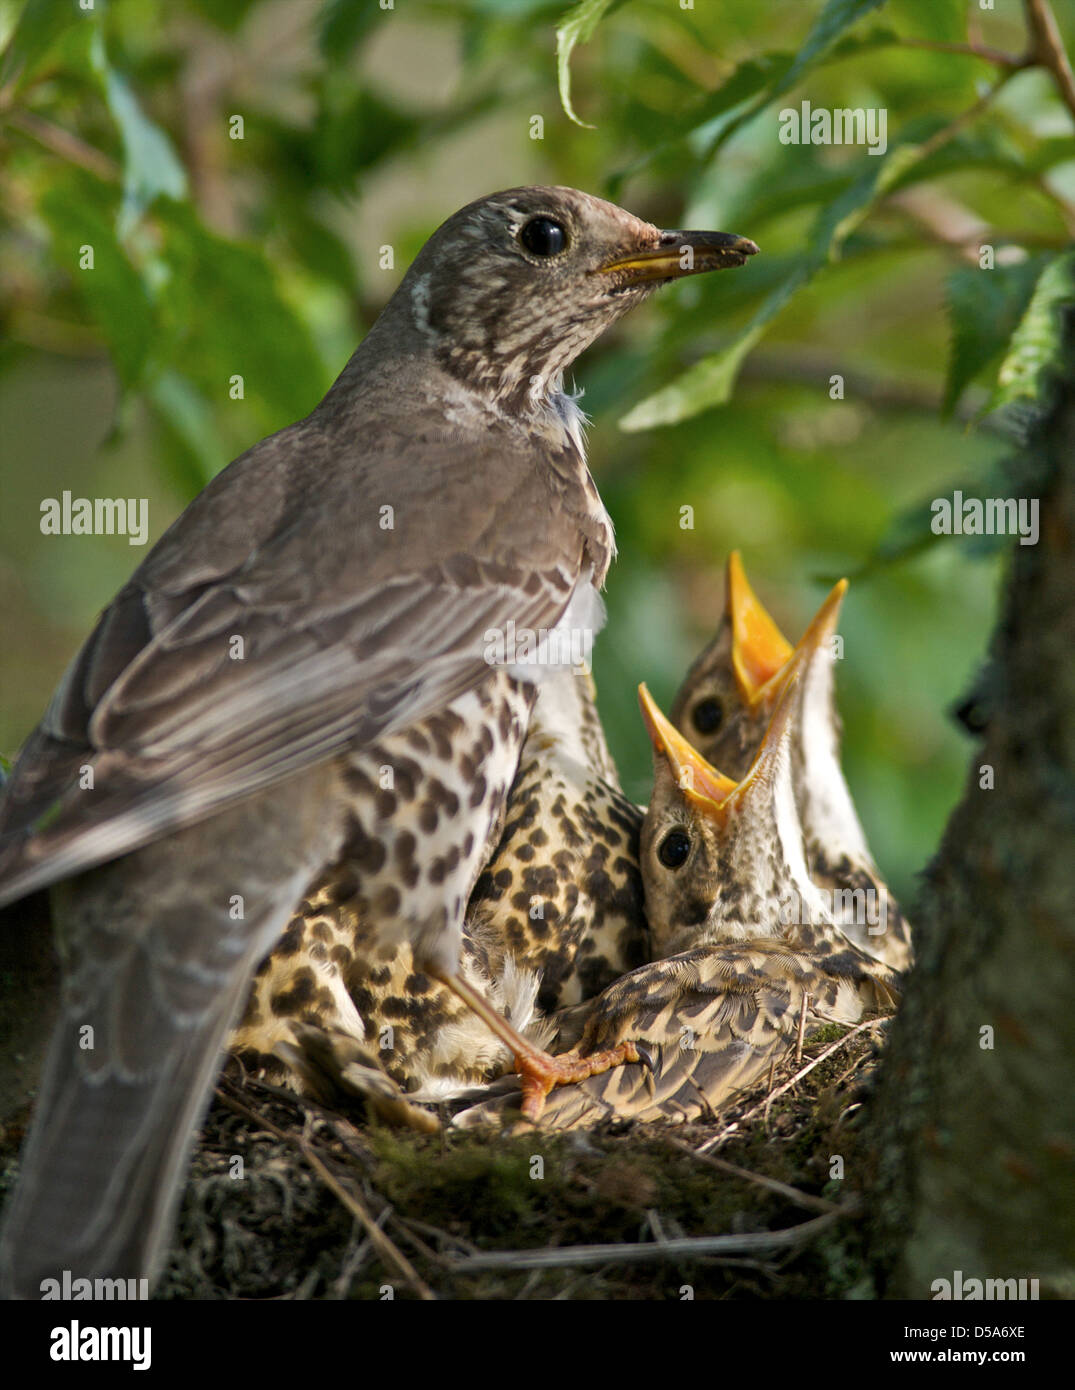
692 698 723 735
658 829 691 870
520 217 567 257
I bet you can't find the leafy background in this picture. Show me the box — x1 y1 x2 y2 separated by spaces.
1 0 1073 903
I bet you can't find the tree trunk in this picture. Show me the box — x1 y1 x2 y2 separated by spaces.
864 309 1075 1298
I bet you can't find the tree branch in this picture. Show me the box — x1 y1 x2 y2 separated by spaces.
1025 0 1075 120
5 110 119 182
896 37 1027 69
915 71 1019 163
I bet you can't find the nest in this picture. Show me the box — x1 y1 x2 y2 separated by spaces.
151 1016 890 1301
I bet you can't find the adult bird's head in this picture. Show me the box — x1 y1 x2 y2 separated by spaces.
375 185 758 409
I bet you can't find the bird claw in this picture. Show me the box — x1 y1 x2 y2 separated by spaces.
514 1038 652 1123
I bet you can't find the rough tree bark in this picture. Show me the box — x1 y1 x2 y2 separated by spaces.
864 306 1075 1299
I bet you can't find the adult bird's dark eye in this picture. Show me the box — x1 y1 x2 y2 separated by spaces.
520 217 567 257
692 698 723 735
658 830 691 870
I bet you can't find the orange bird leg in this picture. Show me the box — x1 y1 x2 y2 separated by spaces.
431 969 643 1121
515 1042 644 1121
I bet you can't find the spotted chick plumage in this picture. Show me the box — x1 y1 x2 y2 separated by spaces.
461 585 899 1128
230 666 648 1112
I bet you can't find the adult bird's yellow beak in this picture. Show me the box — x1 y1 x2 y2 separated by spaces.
599 229 759 284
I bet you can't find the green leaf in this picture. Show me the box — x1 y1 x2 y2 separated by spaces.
845 451 1035 580
620 267 808 430
621 1 892 176
154 203 330 430
318 0 382 61
276 209 359 296
39 181 155 390
612 10 897 184
713 161 856 233
0 0 86 92
556 0 624 128
703 0 890 158
1023 136 1075 175
186 0 260 32
681 53 795 154
89 31 187 238
896 0 965 40
148 371 223 489
988 250 1075 414
828 26 903 59
617 326 759 432
621 144 919 431
882 127 1039 189
771 0 889 103
827 143 921 253
313 82 420 187
943 258 1049 417
608 51 793 195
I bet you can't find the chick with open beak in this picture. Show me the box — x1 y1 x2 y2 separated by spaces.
460 628 898 1131
669 555 913 970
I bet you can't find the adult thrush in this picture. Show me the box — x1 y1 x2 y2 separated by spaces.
670 554 913 970
0 186 755 1293
473 598 898 1129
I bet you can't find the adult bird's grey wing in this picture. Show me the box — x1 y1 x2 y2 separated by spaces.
0 415 604 908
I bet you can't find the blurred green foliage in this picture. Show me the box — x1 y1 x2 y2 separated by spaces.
1 0 1073 902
